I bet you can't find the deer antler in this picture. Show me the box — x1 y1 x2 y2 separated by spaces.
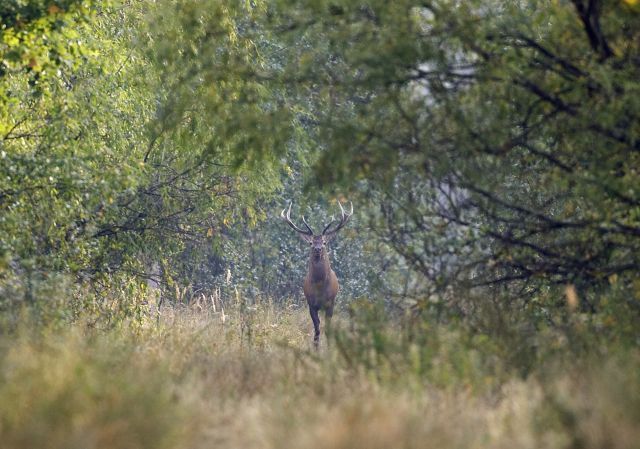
321 214 337 235
322 201 353 236
280 202 315 236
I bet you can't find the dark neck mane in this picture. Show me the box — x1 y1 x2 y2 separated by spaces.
308 249 331 281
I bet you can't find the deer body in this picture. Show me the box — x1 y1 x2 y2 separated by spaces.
304 261 338 310
281 202 353 347
304 247 339 343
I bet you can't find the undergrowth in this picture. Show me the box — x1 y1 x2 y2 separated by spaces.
0 295 638 449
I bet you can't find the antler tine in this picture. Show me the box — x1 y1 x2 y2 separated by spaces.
340 200 354 218
301 215 315 235
280 202 314 236
322 200 353 236
321 214 337 235
279 202 291 221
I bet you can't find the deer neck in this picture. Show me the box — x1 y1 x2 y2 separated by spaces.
308 250 331 281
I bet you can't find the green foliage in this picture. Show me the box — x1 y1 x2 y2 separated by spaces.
0 1 94 127
0 1 148 305
0 1 289 313
331 283 640 389
140 0 294 170
190 0 640 321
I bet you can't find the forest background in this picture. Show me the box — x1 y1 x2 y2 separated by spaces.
1 1 639 448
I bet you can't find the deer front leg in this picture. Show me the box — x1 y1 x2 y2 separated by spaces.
309 306 321 348
324 306 334 336
324 306 334 347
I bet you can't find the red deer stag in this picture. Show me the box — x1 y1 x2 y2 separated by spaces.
281 201 353 347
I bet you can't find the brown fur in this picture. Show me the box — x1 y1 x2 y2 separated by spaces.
303 242 339 346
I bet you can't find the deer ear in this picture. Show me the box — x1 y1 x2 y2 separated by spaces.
300 234 313 243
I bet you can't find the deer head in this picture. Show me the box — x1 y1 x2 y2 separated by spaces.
280 200 353 260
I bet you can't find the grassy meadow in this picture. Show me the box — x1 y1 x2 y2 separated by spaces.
0 295 638 449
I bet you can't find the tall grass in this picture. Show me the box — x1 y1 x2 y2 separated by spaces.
0 297 638 449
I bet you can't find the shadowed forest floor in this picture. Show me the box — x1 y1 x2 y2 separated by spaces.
0 300 638 449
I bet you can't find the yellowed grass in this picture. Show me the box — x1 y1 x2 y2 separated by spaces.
0 301 638 449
